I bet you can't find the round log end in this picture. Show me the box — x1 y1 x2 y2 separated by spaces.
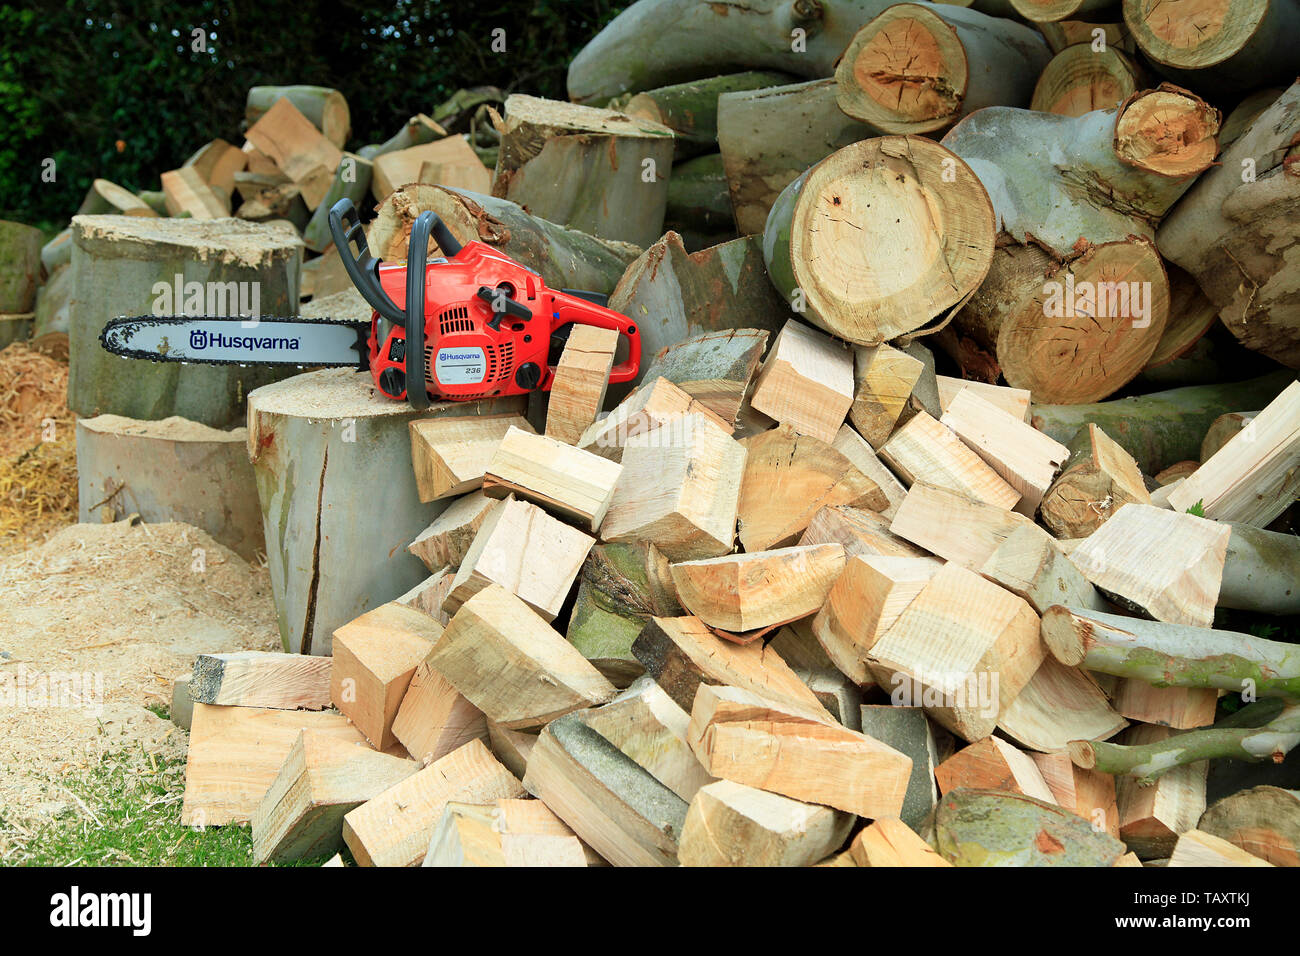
1009 0 1090 22
1114 85 1220 180
1067 739 1099 769
1040 605 1089 666
1122 0 1266 70
1031 45 1141 117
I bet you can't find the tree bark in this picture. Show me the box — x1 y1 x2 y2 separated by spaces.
1219 522 1300 616
664 153 733 247
623 70 792 159
301 154 373 253
0 219 42 314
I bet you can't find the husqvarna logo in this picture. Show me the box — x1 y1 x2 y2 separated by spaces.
190 329 208 350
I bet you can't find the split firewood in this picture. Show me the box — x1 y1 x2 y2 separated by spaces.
302 153 374 252
1040 424 1152 538
737 424 888 551
190 651 331 711
865 562 1044 741
580 376 730 463
252 731 419 865
800 503 923 558
246 85 351 147
244 96 344 208
926 789 1127 865
330 602 443 752
1199 785 1300 867
830 426 909 519
342 739 525 867
631 615 832 720
391 661 487 767
859 705 943 829
1031 752 1120 838
678 779 853 867
241 141 282 177
1107 723 1208 858
798 669 864 730
407 491 499 572
997 656 1127 753
1148 477 1186 509
1069 503 1229 627
687 684 913 817
370 135 489 202
768 620 837 675
812 555 941 685
424 800 589 868
160 166 229 218
544 325 620 444
358 113 447 160
936 376 1031 422
487 722 538 781
395 568 454 625
850 344 924 447
748 320 854 444
623 70 791 159
1200 411 1258 462
850 817 951 867
482 426 623 530
1167 829 1273 867
523 712 689 866
183 139 248 196
1031 43 1143 116
443 496 594 621
235 182 307 228
978 525 1106 616
835 4 1051 133
880 412 1022 511
1111 680 1217 731
935 736 1057 803
181 703 367 826
601 413 745 561
75 178 160 217
1167 381 1300 526
763 136 994 345
889 482 1037 569
409 413 533 502
636 329 769 427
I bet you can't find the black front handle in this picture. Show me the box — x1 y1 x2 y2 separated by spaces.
405 212 436 410
327 199 406 325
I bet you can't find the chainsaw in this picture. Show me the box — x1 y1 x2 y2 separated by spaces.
100 198 641 409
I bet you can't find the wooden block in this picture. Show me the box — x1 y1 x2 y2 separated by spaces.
579 376 731 462
1116 723 1208 859
936 375 1031 422
998 656 1128 753
523 712 689 866
160 166 228 218
407 491 499 571
371 135 488 201
1070 502 1229 628
811 554 941 685
181 703 366 826
849 817 952 867
244 96 345 207
600 412 745 560
545 324 620 444
737 423 887 551
430 584 616 729
749 319 854 443
890 481 1038 569
831 424 908 519
632 615 833 720
799 503 925 557
483 426 623 530
487 721 538 780
190 651 331 710
1031 751 1119 838
342 739 526 867
670 544 846 634
1168 829 1274 867
977 524 1106 615
1040 423 1151 538
409 414 534 502
879 412 1022 510
1112 680 1218 730
864 562 1044 742
252 730 419 864
679 779 853 867
394 567 454 625
443 496 594 621
184 138 247 194
639 328 769 426
941 388 1069 517
392 660 487 766
330 603 443 751
850 344 924 446
579 676 714 803
423 800 588 867
171 674 193 731
1168 380 1300 526
687 684 913 818
1199 785 1300 867
934 736 1057 803
858 705 941 830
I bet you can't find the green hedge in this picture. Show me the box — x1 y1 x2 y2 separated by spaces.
0 0 620 226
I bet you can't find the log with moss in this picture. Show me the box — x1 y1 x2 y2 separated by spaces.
623 70 792 159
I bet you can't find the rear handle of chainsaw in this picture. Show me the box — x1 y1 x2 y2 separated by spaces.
551 296 641 385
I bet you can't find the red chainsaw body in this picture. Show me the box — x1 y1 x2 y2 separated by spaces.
365 239 640 402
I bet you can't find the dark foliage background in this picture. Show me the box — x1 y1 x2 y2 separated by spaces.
0 0 621 226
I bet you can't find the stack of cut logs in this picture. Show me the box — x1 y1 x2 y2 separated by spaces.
66 0 1300 866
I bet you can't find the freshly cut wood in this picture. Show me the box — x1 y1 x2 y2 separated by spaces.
491 94 675 248
631 616 832 720
1031 43 1142 116
1040 424 1151 538
997 656 1127 752
160 166 228 218
190 651 330 710
934 736 1056 803
670 544 846 634
407 491 498 572
926 789 1126 865
371 135 489 201
737 424 888 551
1200 411 1258 462
1113 723 1208 859
391 661 487 766
941 388 1069 516
801 505 924 562
330 602 443 751
183 139 247 196
1014 0 1121 22
763 136 994 345
302 153 374 252
252 731 418 864
1199 785 1300 867
522 712 689 867
234 181 306 228
244 97 344 208
679 779 853 867
76 178 160 217
579 376 730 463
544 324 620 444
443 496 594 621
800 669 864 730
424 801 588 867
830 426 908 519
835 4 1051 133
858 705 942 828
880 412 1022 510
601 413 745 561
358 113 447 160
812 555 941 685
624 70 791 159
1167 381 1300 526
748 319 854 444
687 684 913 818
487 722 538 781
1113 679 1217 730
409 413 534 502
864 562 1044 741
1143 263 1220 371
850 345 924 447
181 703 366 826
977 525 1105 616
1069 503 1229 627
1168 829 1273 867
850 817 951 867
246 85 351 147
1154 460 1199 484
936 376 1031 421
342 739 525 867
889 482 1036 569
430 584 616 729
1149 476 1186 508
395 567 454 625
171 675 194 731
637 328 769 427
1031 751 1119 838
482 426 623 531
